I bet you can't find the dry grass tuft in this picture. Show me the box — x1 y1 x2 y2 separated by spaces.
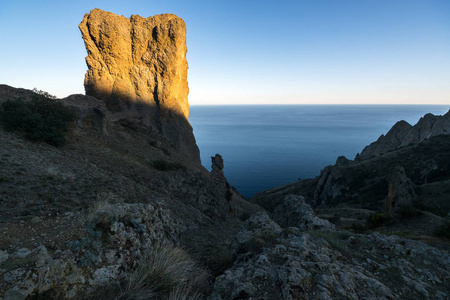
91 246 209 300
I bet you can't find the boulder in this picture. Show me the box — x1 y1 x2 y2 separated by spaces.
273 195 335 231
231 212 282 256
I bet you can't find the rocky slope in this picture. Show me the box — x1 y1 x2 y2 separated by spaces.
0 83 261 299
210 196 449 299
2 92 449 299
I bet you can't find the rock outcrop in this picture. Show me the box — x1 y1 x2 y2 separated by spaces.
313 164 348 205
359 120 412 160
0 202 182 298
359 110 450 160
211 154 224 174
400 111 450 147
210 212 450 300
273 195 335 230
383 166 418 216
79 9 199 163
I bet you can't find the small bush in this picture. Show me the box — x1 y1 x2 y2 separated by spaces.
32 87 57 99
433 219 450 239
0 96 75 146
366 212 391 229
153 159 186 171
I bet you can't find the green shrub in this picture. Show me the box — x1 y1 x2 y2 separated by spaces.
366 212 391 229
0 96 75 146
32 87 57 99
433 219 450 239
153 159 186 171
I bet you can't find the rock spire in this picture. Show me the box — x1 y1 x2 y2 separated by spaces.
79 9 199 163
79 8 189 119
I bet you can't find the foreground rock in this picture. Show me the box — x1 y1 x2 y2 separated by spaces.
79 8 199 162
1 202 180 298
273 195 335 230
210 207 450 300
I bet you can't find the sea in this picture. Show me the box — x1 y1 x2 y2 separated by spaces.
189 105 450 198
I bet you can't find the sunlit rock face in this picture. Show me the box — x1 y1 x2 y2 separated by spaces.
79 9 199 164
79 8 189 118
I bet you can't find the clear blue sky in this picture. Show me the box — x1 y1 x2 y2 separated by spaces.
0 0 449 104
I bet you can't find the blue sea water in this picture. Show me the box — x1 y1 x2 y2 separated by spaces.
189 105 450 198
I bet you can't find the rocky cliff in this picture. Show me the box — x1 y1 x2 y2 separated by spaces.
359 110 450 160
79 9 199 163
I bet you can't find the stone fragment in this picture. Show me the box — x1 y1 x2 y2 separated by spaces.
13 248 31 259
0 249 9 263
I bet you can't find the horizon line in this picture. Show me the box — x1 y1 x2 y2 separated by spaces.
190 103 450 106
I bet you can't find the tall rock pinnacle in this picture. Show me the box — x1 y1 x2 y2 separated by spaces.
79 8 189 119
79 9 200 164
